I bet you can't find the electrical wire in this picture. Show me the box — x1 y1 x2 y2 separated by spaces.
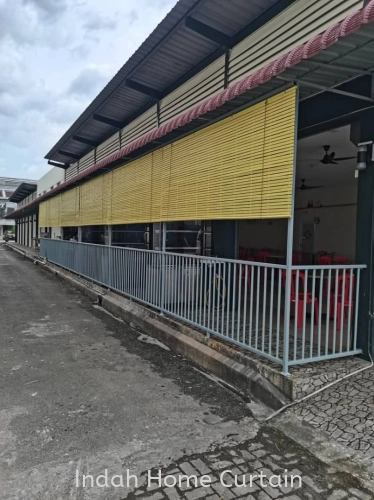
264 351 373 422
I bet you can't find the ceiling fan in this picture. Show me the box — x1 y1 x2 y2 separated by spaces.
320 145 356 165
297 179 322 190
299 145 356 165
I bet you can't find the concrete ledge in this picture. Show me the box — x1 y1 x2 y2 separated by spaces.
153 314 293 399
5 243 290 409
102 293 289 409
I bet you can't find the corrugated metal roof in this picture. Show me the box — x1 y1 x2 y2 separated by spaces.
45 0 290 164
9 183 37 203
193 0 270 36
13 0 374 220
281 24 374 101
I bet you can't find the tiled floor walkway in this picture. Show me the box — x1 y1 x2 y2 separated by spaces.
125 427 373 499
292 366 374 458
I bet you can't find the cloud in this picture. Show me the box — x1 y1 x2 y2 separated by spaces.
0 95 20 117
84 15 118 32
0 0 70 48
23 161 51 176
127 10 139 24
0 0 178 179
23 0 68 17
68 66 111 97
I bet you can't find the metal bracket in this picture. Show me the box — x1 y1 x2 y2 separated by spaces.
278 76 374 103
72 135 98 147
125 79 162 100
185 16 231 46
92 114 122 129
57 150 81 160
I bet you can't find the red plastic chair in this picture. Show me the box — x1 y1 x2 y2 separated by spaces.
317 255 332 265
282 270 320 328
316 251 328 261
254 251 269 279
239 262 252 290
332 255 350 265
317 255 332 297
330 273 355 331
292 251 305 265
238 247 247 260
255 251 269 263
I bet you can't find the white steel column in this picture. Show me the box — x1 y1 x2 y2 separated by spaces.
33 215 37 247
28 216 32 247
106 225 112 246
282 85 299 377
160 222 167 314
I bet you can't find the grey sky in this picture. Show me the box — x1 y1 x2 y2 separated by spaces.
0 0 177 179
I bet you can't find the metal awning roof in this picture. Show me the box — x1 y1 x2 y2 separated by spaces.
45 0 294 165
9 182 37 203
11 0 374 220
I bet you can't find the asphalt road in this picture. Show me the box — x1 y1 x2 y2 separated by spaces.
0 246 257 499
0 245 372 500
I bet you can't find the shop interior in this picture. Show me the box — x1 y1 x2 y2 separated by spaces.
238 125 358 266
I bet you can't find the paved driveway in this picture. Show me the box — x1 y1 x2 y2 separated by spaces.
0 246 372 500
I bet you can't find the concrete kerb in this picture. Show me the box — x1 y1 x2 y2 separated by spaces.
5 243 290 410
272 412 374 488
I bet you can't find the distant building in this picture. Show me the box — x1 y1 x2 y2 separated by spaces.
0 177 36 239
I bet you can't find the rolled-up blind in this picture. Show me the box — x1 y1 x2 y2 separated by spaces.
40 195 61 227
39 87 297 227
39 201 48 227
111 154 153 225
157 87 297 221
61 188 79 226
79 176 104 226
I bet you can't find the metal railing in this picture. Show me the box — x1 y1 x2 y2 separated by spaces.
40 239 366 374
285 264 365 368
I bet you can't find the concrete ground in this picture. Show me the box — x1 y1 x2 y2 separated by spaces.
0 245 373 500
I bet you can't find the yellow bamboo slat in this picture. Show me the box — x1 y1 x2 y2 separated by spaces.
79 177 104 226
39 87 297 227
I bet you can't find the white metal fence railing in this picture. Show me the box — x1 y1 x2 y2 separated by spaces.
40 239 366 374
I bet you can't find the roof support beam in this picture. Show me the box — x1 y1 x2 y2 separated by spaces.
125 79 162 99
301 82 374 102
92 114 122 128
72 135 98 147
57 150 81 160
299 96 374 139
305 60 374 77
277 76 374 103
48 160 69 169
185 16 231 46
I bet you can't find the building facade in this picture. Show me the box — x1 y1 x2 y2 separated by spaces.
8 0 374 372
8 168 65 246
0 178 36 240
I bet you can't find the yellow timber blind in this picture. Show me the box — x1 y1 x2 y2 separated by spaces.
39 87 297 227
